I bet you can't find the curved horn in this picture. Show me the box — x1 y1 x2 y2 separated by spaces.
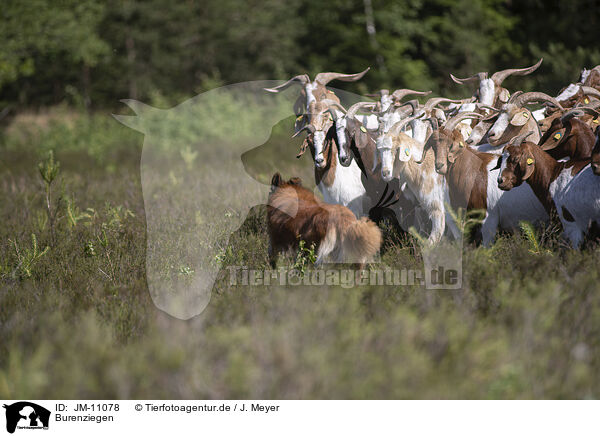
580 86 600 99
264 74 310 93
478 104 501 113
391 89 432 102
507 90 525 104
424 97 467 112
491 58 543 87
398 99 420 113
347 102 377 119
514 91 564 110
326 102 347 120
314 67 370 86
561 107 600 124
366 89 389 98
443 112 484 132
388 114 422 137
508 131 534 147
450 72 488 84
292 124 315 138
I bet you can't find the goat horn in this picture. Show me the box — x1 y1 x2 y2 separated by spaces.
398 99 420 113
264 74 310 93
292 124 315 138
478 104 501 113
450 72 488 84
366 89 389 98
581 86 600 99
507 90 525 104
491 58 543 87
391 89 432 102
424 97 466 112
508 131 534 147
347 102 377 119
514 91 564 110
314 67 370 86
443 112 483 132
326 102 347 120
388 114 422 137
562 107 600 124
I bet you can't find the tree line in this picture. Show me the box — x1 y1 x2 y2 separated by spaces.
1 0 599 110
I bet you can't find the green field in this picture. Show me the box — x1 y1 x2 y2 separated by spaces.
1 108 599 399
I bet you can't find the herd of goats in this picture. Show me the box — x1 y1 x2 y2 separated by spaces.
262 60 600 265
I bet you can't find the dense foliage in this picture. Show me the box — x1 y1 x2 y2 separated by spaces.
1 0 599 109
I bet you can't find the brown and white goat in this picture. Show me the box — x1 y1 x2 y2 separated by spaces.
267 173 382 266
538 107 598 163
264 69 370 134
329 102 418 231
294 99 367 217
419 115 548 245
451 59 543 109
498 134 600 247
485 91 564 146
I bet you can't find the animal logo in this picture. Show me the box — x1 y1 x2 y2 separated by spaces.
3 402 50 434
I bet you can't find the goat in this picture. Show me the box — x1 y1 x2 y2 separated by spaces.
451 59 543 110
366 88 432 114
264 68 370 133
294 99 367 217
538 107 598 163
267 173 382 266
537 86 600 133
377 115 461 243
329 102 418 231
418 114 548 245
485 91 564 146
497 134 600 248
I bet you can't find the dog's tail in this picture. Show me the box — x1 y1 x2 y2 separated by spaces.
342 217 382 264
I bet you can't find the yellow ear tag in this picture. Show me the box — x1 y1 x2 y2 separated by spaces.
459 141 465 148
523 112 529 118
360 126 367 133
526 158 534 165
404 148 410 156
594 119 599 124
553 132 562 140
584 98 590 104
296 115 303 121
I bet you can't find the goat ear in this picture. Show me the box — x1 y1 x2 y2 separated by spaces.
271 172 283 187
498 88 510 103
355 126 369 150
522 153 535 180
397 143 412 162
294 114 307 133
510 110 530 126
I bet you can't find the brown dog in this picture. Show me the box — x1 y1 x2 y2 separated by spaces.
267 173 382 267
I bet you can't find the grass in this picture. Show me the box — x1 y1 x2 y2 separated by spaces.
0 107 599 399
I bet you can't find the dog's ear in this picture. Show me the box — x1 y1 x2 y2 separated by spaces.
288 177 303 186
271 172 283 187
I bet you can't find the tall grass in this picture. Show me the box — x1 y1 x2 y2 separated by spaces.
1 109 599 399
